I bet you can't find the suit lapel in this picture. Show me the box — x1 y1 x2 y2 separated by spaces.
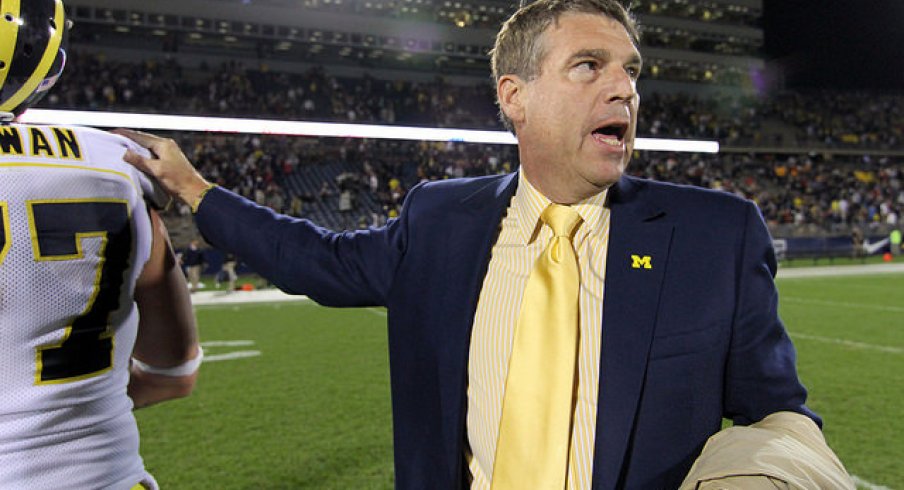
592 177 675 489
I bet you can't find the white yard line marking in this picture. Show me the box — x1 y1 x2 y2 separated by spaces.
366 308 388 317
782 296 904 314
852 475 893 490
792 333 903 355
204 351 262 362
201 340 261 363
201 340 256 347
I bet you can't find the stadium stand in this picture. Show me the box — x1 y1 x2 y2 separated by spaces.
42 50 903 149
51 0 902 264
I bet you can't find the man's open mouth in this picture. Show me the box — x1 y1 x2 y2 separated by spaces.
591 121 628 146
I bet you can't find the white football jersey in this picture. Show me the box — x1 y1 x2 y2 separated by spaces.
0 123 160 488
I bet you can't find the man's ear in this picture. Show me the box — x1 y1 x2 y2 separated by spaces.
497 74 526 126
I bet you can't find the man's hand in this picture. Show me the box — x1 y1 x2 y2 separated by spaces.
114 128 213 208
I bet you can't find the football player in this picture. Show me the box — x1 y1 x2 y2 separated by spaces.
0 1 201 488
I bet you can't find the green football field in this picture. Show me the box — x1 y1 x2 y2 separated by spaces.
136 270 903 489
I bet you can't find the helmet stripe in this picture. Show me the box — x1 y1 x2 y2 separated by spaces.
0 0 22 94
0 0 64 112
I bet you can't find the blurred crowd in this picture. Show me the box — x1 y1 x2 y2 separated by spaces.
41 51 904 149
36 51 902 241
169 133 518 216
155 131 901 242
42 51 498 129
634 152 903 237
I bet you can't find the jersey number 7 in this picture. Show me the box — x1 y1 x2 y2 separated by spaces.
1 200 132 384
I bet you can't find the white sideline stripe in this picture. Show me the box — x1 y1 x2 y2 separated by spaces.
20 109 720 153
792 333 903 355
201 340 256 347
204 350 262 362
852 475 893 490
782 296 904 314
183 264 904 309
184 265 904 309
777 262 904 279
191 289 310 306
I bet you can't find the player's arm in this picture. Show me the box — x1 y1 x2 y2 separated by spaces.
129 208 201 409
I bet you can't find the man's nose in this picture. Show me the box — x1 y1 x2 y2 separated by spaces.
604 66 637 103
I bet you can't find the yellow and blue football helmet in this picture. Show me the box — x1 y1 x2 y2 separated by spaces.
0 0 69 117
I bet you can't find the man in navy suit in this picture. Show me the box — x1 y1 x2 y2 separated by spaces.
118 1 848 488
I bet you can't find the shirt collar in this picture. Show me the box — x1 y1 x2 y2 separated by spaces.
513 171 610 245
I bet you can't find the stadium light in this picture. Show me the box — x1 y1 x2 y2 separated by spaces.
21 109 720 153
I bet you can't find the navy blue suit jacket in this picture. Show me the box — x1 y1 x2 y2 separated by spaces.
195 173 818 489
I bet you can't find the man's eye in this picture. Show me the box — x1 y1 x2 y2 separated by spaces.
576 60 598 71
626 66 641 78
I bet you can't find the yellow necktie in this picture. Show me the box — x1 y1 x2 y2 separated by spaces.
492 203 583 490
